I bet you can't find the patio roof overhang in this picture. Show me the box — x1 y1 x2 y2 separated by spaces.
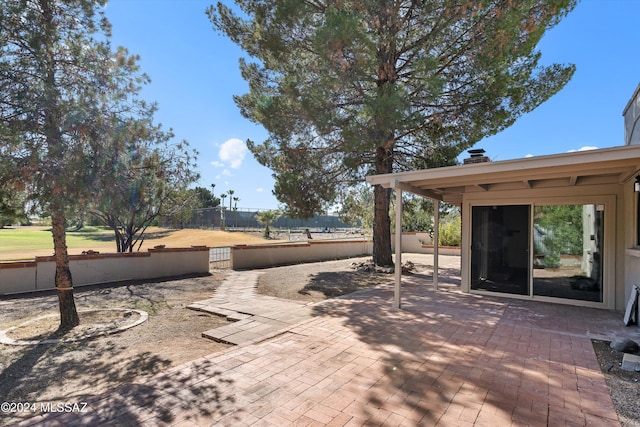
365 144 640 310
366 145 640 204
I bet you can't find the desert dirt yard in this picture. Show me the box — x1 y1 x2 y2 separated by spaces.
0 227 376 425
0 250 415 426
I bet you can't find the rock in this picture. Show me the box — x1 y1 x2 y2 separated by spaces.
610 338 639 353
621 353 640 371
402 261 415 274
348 260 418 275
349 261 377 272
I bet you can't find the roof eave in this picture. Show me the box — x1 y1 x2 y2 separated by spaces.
366 145 640 189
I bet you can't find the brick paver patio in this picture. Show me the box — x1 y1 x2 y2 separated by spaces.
14 257 640 426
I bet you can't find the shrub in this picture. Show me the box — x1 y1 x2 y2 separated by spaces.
438 214 461 246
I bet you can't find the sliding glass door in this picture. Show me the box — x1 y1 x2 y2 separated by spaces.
532 204 604 302
471 205 530 295
470 203 605 303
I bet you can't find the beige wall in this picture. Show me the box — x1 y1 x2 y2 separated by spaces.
0 262 36 294
0 247 210 295
231 240 372 270
623 179 640 312
461 183 625 310
391 232 431 253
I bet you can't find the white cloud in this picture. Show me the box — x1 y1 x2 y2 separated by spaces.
222 169 232 176
525 154 534 158
256 187 264 193
218 138 247 169
567 146 598 153
210 160 224 168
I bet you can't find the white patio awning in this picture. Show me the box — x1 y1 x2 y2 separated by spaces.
366 144 640 309
367 145 640 205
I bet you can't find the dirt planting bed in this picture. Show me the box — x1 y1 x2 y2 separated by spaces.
0 273 230 425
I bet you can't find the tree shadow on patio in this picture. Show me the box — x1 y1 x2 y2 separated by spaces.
309 278 555 425
299 270 396 299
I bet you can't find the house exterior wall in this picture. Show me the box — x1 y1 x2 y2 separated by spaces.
623 179 640 310
461 183 626 310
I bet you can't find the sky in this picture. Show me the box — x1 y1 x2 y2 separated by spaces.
104 0 640 210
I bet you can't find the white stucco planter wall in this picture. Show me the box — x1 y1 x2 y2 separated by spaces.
0 247 210 295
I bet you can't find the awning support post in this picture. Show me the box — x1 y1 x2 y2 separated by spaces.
394 187 403 309
434 200 440 290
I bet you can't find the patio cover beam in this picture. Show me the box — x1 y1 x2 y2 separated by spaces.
372 178 444 201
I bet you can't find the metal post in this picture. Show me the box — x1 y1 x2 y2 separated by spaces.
434 200 440 290
394 188 403 309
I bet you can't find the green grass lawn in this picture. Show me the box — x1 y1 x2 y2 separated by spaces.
0 226 117 259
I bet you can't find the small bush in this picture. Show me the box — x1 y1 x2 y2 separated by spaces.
438 214 461 246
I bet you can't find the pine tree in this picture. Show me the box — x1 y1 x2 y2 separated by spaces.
209 0 576 266
0 0 147 328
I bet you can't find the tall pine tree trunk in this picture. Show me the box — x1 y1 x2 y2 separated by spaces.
51 208 79 329
39 0 79 329
373 144 393 267
372 8 398 267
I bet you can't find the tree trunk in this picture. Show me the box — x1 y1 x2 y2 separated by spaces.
373 145 394 266
51 209 80 329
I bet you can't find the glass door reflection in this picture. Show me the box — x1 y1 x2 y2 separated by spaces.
532 204 603 302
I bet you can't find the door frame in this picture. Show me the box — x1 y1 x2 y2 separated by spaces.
462 194 615 309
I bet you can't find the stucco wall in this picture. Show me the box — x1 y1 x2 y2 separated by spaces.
623 179 640 316
391 232 432 253
231 240 372 270
0 247 210 295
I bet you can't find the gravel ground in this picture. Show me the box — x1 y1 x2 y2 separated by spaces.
256 253 456 302
591 340 640 427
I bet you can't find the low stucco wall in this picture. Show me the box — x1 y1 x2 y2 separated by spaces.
0 246 210 295
418 245 462 256
391 232 432 253
390 232 461 255
231 239 372 270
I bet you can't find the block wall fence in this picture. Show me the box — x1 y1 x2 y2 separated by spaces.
0 247 210 295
